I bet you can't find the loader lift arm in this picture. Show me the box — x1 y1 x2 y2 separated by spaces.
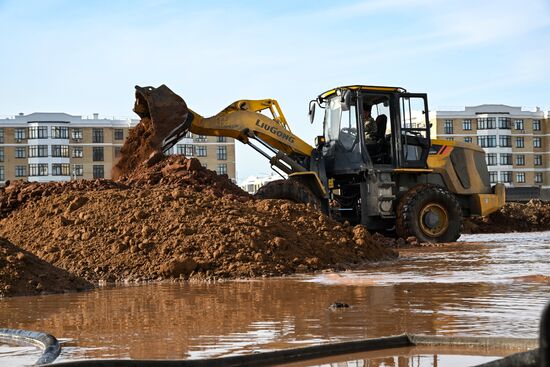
134 85 313 175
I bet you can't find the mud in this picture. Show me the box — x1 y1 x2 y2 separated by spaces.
1 231 547 361
464 200 550 234
0 156 397 294
0 237 93 298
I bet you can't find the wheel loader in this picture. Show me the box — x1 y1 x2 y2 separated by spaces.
131 84 505 243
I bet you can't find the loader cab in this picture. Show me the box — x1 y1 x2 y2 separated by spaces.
318 86 432 228
319 86 431 173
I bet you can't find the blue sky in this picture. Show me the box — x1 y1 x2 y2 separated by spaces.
1 0 549 181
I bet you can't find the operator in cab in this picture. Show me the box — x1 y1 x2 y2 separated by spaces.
362 102 377 143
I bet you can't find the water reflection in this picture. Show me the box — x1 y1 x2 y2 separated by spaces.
281 346 514 367
0 232 548 362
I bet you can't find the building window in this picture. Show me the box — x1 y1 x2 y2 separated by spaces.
176 144 194 156
92 128 104 143
114 129 124 140
533 120 541 131
51 145 69 158
489 171 498 184
515 137 524 148
462 119 472 130
115 146 122 158
446 137 454 141
499 135 511 147
464 137 473 143
217 163 228 175
15 128 26 140
516 154 525 166
73 164 84 177
0 128 4 144
216 146 227 160
500 153 512 166
217 136 227 142
72 146 83 158
477 117 496 129
534 155 543 166
477 135 497 148
516 172 525 183
195 135 207 142
15 165 26 177
72 128 83 140
0 166 4 181
497 117 511 129
93 147 104 161
535 172 543 184
501 171 512 183
28 145 48 157
52 163 70 176
51 126 69 139
444 120 453 134
486 153 497 166
195 146 207 157
0 148 3 162
93 165 104 178
29 163 48 176
533 137 542 148
29 126 48 139
15 147 26 158
514 119 524 130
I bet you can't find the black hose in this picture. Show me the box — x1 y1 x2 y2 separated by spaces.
541 301 550 367
49 334 413 367
0 328 60 365
37 334 540 367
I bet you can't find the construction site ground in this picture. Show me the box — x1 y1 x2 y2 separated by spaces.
0 155 401 297
1 154 549 298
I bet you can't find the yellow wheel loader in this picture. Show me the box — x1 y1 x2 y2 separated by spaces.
132 84 505 243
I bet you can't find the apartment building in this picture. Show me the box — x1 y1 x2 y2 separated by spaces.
240 174 280 194
432 105 549 199
164 133 236 181
0 112 236 185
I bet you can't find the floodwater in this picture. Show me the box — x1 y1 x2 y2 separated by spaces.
0 231 548 365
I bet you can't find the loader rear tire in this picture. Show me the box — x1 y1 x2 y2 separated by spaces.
255 179 321 209
396 184 462 243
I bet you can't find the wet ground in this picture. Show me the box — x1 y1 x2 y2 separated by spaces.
0 231 548 365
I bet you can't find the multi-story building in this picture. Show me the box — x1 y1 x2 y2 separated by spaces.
0 112 236 185
432 105 549 199
165 132 236 181
239 174 280 194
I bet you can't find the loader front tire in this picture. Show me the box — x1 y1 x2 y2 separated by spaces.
396 184 462 243
255 179 321 209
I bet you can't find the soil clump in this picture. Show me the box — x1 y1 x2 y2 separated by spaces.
0 237 93 297
464 200 550 234
0 155 397 288
112 85 189 179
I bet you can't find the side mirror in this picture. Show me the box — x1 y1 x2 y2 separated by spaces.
308 100 316 124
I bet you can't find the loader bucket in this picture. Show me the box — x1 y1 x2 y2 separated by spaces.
111 85 191 179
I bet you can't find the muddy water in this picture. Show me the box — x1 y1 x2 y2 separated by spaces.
0 232 548 364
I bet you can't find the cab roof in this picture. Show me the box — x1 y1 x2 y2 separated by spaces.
319 85 407 101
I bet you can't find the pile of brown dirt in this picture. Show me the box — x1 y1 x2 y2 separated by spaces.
0 179 125 219
464 200 550 234
121 153 248 198
0 155 397 286
0 237 93 297
112 85 189 179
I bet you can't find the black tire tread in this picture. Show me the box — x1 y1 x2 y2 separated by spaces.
396 184 462 243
